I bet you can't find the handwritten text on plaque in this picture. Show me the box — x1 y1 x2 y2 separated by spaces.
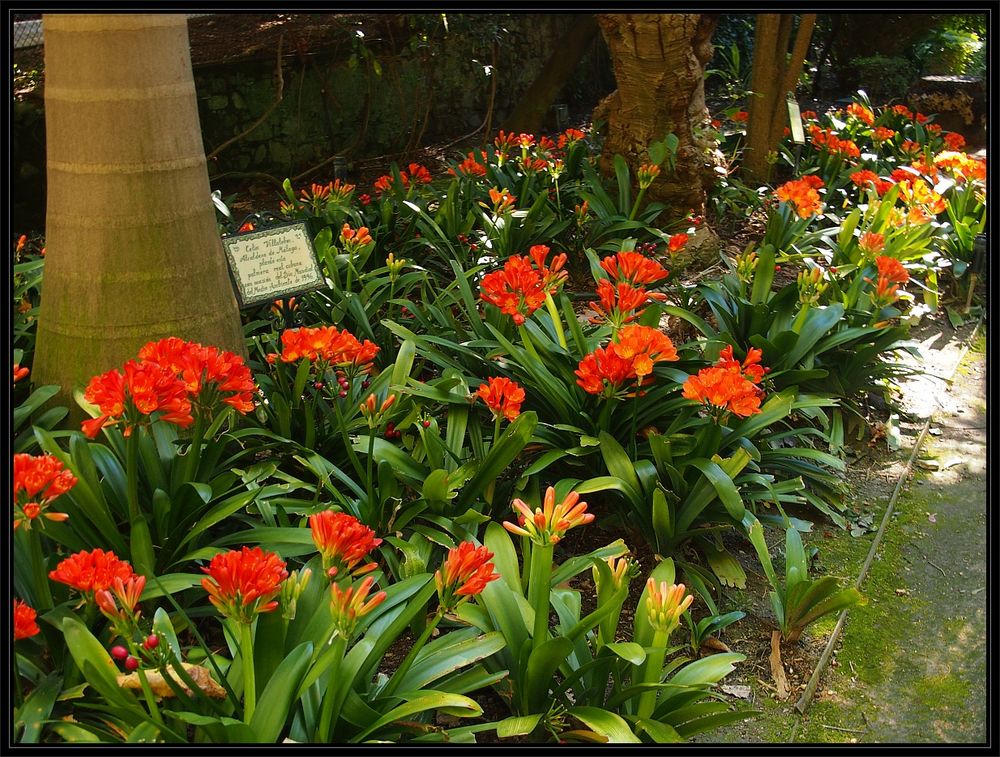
221 222 325 307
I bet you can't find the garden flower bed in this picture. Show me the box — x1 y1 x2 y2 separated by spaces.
12 89 986 744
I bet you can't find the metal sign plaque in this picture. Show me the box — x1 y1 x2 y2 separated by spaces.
787 98 806 144
221 221 324 308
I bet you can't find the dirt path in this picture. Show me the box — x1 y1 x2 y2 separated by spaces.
698 312 987 744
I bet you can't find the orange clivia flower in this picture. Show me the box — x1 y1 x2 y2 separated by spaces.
451 151 488 177
272 326 379 370
934 151 986 183
139 338 258 416
588 279 666 330
645 579 694 634
434 541 500 610
731 110 749 122
716 344 765 384
329 575 386 638
900 139 921 156
201 546 288 623
503 486 593 545
14 599 40 641
943 132 966 151
613 325 679 378
49 548 134 595
668 233 689 254
637 163 661 189
484 187 517 214
599 251 668 287
407 163 433 184
557 128 586 148
801 110 817 121
775 177 824 218
870 256 909 304
309 510 382 581
892 104 914 120
13 453 76 530
94 574 147 624
858 231 885 256
82 359 193 438
846 102 875 125
872 127 896 142
479 249 564 326
476 376 526 422
682 346 767 419
575 343 642 398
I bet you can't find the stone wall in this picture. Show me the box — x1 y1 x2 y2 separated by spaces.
194 14 613 179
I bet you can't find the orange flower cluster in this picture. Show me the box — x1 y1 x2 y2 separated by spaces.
434 541 500 610
846 103 875 125
329 575 386 638
476 376 526 422
645 579 694 634
900 139 922 156
588 280 667 329
299 179 355 206
849 170 893 195
599 251 669 287
519 156 549 174
557 127 586 148
201 546 288 623
271 326 379 370
668 233 689 254
775 175 825 218
808 125 861 158
49 548 135 594
14 599 40 641
14 453 76 530
503 486 593 545
340 223 374 253
13 363 29 383
871 256 909 304
95 574 146 624
892 104 914 119
309 510 382 581
479 245 567 325
575 325 678 398
872 126 896 142
372 163 432 195
450 150 488 177
484 186 517 214
682 345 766 419
942 132 966 151
82 360 193 439
731 111 749 122
138 337 258 416
934 151 986 183
897 178 947 218
858 231 885 256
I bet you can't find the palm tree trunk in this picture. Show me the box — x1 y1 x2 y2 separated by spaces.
34 14 245 410
596 13 719 218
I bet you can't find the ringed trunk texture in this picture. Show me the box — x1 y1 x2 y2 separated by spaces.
35 14 245 409
596 13 719 218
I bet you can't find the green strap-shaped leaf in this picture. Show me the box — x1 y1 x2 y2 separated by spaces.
460 411 537 506
249 641 314 742
568 706 641 743
689 459 745 522
351 692 482 742
524 637 575 713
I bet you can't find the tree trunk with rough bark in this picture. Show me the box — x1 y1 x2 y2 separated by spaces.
743 13 816 184
595 13 719 218
503 14 600 135
35 14 245 410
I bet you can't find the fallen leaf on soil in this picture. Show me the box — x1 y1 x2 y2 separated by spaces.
927 512 937 523
895 588 910 596
116 663 226 699
721 684 752 699
769 630 790 701
699 637 732 654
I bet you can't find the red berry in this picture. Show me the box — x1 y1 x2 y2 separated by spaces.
338 377 349 387
111 645 129 661
314 381 324 390
144 634 159 650
338 389 347 398
422 419 432 428
775 265 782 272
124 656 139 671
385 422 396 433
